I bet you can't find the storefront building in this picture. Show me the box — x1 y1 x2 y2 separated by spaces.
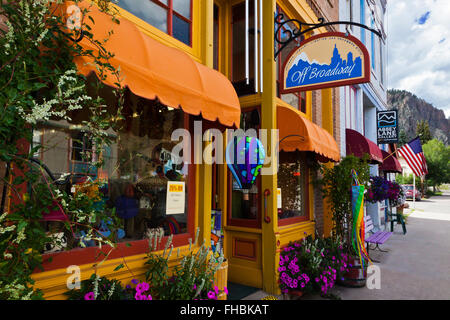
338 0 390 232
27 0 343 298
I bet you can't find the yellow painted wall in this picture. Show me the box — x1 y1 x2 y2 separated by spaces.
33 0 338 298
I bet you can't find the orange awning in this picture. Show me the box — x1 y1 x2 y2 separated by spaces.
69 2 240 128
277 105 340 162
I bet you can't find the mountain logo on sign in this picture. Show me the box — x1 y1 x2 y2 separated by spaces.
377 112 397 127
286 44 363 89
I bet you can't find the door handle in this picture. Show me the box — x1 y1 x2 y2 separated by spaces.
264 189 271 223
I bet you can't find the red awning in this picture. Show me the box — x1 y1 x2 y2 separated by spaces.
346 129 383 163
380 150 402 173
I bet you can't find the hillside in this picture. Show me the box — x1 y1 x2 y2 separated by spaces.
387 89 450 145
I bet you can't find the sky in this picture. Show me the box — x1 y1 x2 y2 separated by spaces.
387 0 450 118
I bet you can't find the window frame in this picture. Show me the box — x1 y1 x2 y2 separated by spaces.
40 113 197 272
226 106 262 229
275 5 307 113
116 0 193 47
277 152 310 227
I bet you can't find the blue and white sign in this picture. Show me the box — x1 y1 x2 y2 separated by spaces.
377 110 399 144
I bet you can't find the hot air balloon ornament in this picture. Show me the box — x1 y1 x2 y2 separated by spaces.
226 135 266 189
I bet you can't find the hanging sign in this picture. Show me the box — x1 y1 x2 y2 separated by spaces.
166 181 185 215
281 32 370 93
377 110 399 144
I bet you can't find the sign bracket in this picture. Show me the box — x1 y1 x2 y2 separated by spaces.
274 13 383 59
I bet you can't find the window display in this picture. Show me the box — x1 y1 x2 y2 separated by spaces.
277 153 307 221
35 93 191 248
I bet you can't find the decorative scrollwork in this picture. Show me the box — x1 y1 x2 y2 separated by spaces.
274 13 383 59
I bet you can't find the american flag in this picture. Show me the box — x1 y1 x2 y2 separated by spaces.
398 137 428 177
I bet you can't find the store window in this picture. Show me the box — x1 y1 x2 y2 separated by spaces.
231 1 257 96
275 6 306 113
116 0 193 46
277 152 308 225
228 108 261 228
35 92 192 250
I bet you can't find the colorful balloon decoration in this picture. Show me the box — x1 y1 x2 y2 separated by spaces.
226 136 265 189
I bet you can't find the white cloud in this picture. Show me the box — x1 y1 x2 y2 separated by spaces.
387 0 450 117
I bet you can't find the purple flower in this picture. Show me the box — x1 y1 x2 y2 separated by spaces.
131 279 139 285
84 292 95 300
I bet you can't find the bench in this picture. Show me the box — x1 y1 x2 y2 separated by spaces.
364 215 392 262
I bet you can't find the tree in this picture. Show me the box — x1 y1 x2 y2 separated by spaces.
416 120 432 144
398 129 408 147
422 139 450 191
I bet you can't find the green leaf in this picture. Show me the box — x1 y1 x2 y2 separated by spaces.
113 264 124 272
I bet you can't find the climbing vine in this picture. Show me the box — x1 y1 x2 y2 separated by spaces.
0 0 125 299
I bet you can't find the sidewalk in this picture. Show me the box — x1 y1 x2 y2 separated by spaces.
241 193 450 300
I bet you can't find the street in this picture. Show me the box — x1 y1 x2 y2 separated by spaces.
243 191 450 300
328 191 450 300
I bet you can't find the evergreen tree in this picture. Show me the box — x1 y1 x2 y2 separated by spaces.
398 129 408 147
416 120 432 144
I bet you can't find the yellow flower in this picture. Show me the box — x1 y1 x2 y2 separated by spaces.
262 295 278 300
25 248 33 255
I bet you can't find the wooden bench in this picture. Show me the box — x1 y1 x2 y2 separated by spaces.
364 215 392 262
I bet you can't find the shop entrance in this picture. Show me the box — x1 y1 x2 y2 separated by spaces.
224 108 264 289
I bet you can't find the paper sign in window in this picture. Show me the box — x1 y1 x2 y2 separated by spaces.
166 181 185 215
277 188 282 209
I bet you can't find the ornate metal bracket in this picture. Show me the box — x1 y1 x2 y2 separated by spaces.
274 13 383 59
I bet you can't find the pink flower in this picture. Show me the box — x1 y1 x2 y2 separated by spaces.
84 292 95 300
207 291 217 300
224 287 228 295
135 292 144 300
141 282 150 291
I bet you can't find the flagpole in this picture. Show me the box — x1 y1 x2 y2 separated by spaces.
413 174 416 209
382 149 398 162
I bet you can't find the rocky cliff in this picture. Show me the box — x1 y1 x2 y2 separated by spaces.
387 89 450 145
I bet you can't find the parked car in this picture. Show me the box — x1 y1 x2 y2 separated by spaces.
401 184 421 201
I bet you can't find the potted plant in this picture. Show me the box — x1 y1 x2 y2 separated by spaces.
318 155 371 287
278 235 350 299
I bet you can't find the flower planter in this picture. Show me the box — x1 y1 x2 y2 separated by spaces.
213 258 228 300
283 289 304 300
337 256 367 288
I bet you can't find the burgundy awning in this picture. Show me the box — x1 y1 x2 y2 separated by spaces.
380 150 402 173
345 129 383 163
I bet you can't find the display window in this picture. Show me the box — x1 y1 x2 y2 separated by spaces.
227 108 261 228
35 90 194 256
277 152 309 226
